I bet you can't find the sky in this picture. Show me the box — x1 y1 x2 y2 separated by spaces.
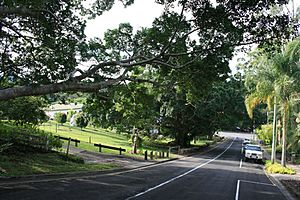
85 0 300 73
85 0 164 39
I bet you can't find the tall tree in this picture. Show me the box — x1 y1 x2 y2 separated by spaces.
0 0 294 100
244 37 300 166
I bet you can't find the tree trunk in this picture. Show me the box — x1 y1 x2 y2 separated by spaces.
132 127 138 154
271 97 277 164
277 119 281 145
281 102 288 167
175 131 190 147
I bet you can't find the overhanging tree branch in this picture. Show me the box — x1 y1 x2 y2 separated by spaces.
0 70 128 100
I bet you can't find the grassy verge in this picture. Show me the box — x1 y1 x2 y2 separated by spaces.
0 151 119 177
40 122 214 159
265 160 296 175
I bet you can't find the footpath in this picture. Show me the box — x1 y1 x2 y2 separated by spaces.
264 152 300 200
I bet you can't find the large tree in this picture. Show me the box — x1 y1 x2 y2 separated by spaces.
245 37 300 167
0 0 294 100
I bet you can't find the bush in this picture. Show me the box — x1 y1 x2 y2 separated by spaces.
54 112 67 125
0 96 48 126
276 145 282 153
67 110 76 122
75 113 88 130
0 123 62 152
256 124 272 145
265 160 296 175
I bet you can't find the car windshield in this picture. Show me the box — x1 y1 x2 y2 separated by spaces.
247 146 261 151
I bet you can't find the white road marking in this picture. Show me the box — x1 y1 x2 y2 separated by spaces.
126 138 236 200
235 180 240 200
235 179 276 200
0 140 228 187
239 159 243 168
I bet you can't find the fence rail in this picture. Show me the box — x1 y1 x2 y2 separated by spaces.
54 135 80 147
94 143 126 155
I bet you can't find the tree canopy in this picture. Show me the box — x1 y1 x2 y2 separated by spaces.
0 0 294 100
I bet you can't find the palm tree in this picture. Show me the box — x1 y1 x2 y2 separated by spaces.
245 51 279 164
245 37 300 166
271 38 300 166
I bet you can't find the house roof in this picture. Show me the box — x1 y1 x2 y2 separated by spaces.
44 103 83 112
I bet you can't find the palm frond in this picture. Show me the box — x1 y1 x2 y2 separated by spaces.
245 94 261 119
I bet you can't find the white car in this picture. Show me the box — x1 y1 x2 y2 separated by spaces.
242 138 251 145
244 144 263 162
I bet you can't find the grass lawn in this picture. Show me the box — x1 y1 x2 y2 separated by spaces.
0 151 119 177
40 121 131 148
39 121 213 159
39 122 173 157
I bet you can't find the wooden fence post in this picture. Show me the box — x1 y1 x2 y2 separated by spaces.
119 147 122 155
145 150 148 160
45 135 49 151
75 141 78 147
66 137 71 157
166 151 169 158
99 144 102 152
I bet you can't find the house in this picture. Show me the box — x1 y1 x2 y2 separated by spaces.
44 103 83 119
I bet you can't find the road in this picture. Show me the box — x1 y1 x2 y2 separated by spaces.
0 136 286 200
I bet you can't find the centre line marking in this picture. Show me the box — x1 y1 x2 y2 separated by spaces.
126 138 236 200
235 180 240 200
239 159 243 168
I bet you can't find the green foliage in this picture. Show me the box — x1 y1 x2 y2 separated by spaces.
265 160 296 175
0 122 62 152
67 110 76 122
84 80 158 133
130 133 143 148
244 37 300 165
75 113 89 130
0 143 12 153
256 124 273 145
0 97 48 126
0 0 295 101
54 112 67 125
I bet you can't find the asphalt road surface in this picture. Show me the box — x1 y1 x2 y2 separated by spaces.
0 137 287 200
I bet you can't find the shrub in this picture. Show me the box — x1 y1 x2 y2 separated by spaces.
67 110 76 122
54 112 67 125
0 123 62 152
265 160 296 175
0 96 48 126
256 124 272 145
75 113 88 130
